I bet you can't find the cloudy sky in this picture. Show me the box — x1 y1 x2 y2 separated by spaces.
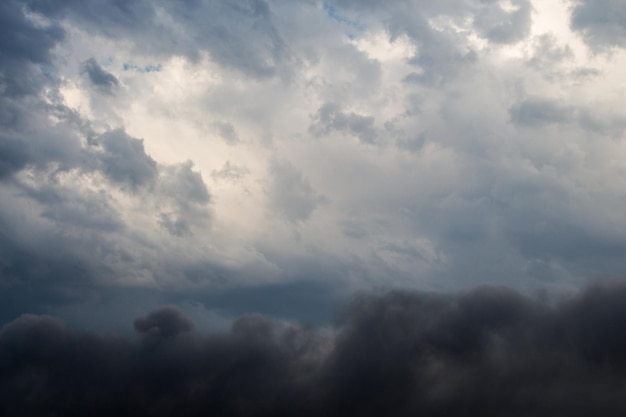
3 0 626 327
4 0 626 414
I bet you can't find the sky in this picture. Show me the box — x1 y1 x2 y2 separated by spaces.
2 0 626 414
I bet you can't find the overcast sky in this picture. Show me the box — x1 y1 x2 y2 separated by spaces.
2 0 626 330
5 1 626 415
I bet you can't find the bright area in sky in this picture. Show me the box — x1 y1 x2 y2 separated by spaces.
2 0 626 328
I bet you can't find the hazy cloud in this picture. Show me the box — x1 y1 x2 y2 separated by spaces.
509 98 574 126
267 158 323 223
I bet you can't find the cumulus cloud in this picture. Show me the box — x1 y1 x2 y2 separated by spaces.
3 284 626 415
2 0 626 336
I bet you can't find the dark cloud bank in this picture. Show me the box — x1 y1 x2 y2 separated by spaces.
3 284 626 416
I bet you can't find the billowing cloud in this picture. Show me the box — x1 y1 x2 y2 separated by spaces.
3 284 626 415
2 0 626 335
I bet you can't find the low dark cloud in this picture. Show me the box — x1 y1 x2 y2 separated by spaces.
134 305 193 339
3 284 626 416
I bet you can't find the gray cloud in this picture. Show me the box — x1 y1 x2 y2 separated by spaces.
310 103 378 144
214 121 240 145
160 161 210 206
267 158 323 223
157 161 211 235
97 129 158 189
509 98 575 127
570 0 626 49
24 0 290 78
28 184 124 232
2 0 626 349
527 34 574 72
509 97 626 136
0 0 65 96
473 0 532 44
159 213 191 237
81 58 119 94
211 161 249 182
0 136 30 180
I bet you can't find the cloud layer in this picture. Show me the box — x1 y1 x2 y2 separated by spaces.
3 284 626 416
2 0 626 328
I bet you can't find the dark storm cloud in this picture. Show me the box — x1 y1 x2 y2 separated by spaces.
570 0 626 49
134 305 193 339
4 284 626 416
81 58 119 94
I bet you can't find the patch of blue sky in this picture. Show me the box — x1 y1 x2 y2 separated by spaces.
122 63 162 73
39 65 57 79
323 2 366 34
